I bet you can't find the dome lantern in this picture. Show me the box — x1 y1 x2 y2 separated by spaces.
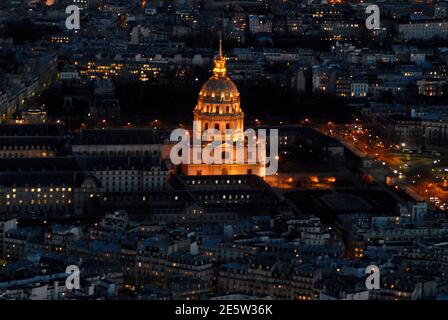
213 38 227 78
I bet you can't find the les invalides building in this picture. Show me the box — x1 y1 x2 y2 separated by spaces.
182 42 265 177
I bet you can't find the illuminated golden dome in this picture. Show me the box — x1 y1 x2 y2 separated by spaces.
198 78 240 106
195 40 242 114
193 39 244 142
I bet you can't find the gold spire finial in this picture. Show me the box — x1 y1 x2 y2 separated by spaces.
213 33 226 78
219 33 223 58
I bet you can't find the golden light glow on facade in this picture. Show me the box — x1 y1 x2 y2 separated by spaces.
184 40 264 177
193 39 244 141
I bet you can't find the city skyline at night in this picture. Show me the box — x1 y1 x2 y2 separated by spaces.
0 0 448 307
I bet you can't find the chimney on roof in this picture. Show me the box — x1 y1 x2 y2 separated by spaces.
190 241 199 256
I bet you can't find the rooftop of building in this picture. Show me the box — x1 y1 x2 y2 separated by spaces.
0 124 66 137
73 128 161 145
76 155 164 171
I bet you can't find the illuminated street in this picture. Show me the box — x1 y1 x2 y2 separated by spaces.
316 122 448 210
